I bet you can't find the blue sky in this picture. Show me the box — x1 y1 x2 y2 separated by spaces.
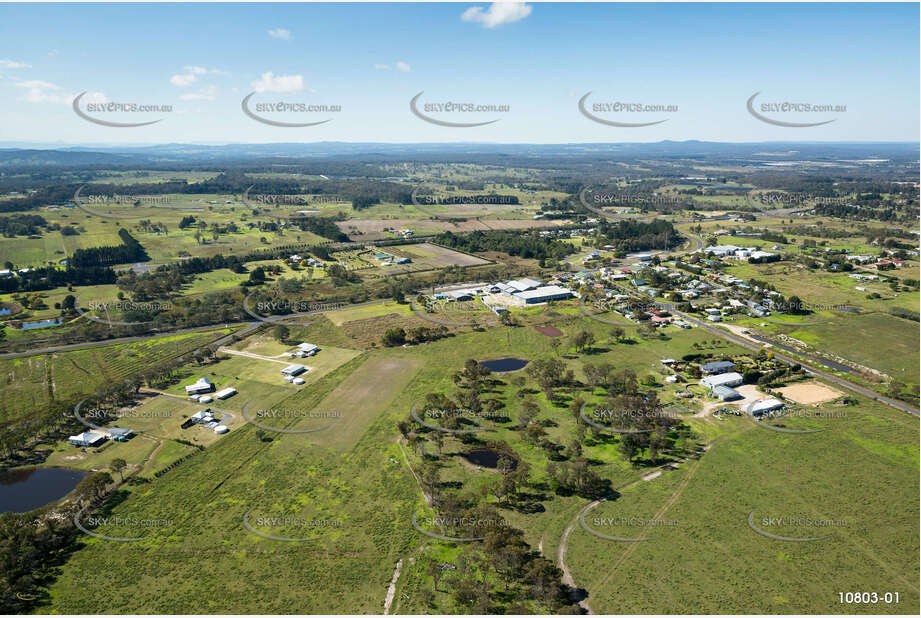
0 2 918 144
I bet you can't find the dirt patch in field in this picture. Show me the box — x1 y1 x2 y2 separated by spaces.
535 325 563 337
309 355 422 452
777 382 844 405
340 313 461 348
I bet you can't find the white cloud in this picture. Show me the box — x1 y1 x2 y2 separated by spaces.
268 28 292 40
0 59 31 69
250 71 304 93
375 61 411 72
180 85 218 101
170 73 197 87
461 1 532 28
171 66 227 87
14 79 70 104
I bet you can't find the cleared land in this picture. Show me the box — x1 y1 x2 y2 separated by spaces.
779 381 845 405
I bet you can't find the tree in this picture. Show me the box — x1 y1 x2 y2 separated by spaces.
110 458 127 482
570 330 595 352
610 326 625 342
249 267 266 285
272 324 290 343
382 328 406 347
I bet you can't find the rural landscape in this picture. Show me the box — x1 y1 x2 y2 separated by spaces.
0 1 918 617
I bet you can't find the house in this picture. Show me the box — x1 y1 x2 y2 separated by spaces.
185 377 214 395
700 372 744 389
701 360 735 374
215 387 237 400
69 431 106 447
711 385 742 401
513 285 574 304
744 399 785 416
107 427 134 441
281 364 307 377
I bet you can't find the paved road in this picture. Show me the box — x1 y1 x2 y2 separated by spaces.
0 322 260 359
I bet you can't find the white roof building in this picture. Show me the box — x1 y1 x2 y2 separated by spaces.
297 342 319 353
700 372 744 389
744 399 785 416
281 364 307 376
215 387 237 400
185 377 213 395
505 278 542 293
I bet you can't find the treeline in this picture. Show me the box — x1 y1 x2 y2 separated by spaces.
0 265 116 293
432 230 576 260
0 214 47 237
291 215 349 241
70 229 148 267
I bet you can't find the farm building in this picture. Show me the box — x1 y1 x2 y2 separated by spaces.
701 360 735 375
185 377 214 395
514 285 574 304
107 427 134 441
711 385 742 401
700 372 744 389
395 257 411 264
744 399 785 416
297 342 319 355
447 290 474 301
505 278 543 293
215 387 237 400
69 432 106 447
281 364 307 377
292 377 306 385
213 425 229 434
191 410 215 424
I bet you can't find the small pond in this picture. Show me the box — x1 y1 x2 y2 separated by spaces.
21 317 63 330
0 467 88 514
480 357 528 372
463 449 518 470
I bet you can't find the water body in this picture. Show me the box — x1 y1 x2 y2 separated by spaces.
0 467 88 514
480 358 528 372
21 317 63 330
0 308 11 316
463 449 518 470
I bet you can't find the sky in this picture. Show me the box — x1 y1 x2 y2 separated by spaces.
0 1 918 144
